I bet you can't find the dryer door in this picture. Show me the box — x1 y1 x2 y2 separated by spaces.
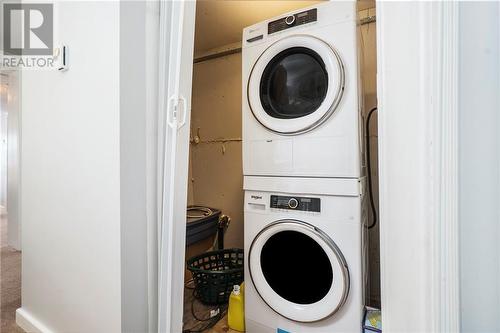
249 220 349 322
247 35 344 135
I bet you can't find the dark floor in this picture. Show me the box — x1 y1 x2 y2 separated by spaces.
0 209 23 333
183 285 239 333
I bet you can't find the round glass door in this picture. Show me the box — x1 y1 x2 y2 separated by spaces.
248 35 344 135
260 47 328 120
249 220 349 322
261 230 333 304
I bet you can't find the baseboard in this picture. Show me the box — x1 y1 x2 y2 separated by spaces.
16 308 54 333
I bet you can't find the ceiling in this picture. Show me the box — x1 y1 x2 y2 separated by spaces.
194 0 323 53
194 0 375 54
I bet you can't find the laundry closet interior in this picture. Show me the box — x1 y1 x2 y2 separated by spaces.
182 1 379 332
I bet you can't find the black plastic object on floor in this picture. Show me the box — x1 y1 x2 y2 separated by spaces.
187 248 244 305
186 206 221 246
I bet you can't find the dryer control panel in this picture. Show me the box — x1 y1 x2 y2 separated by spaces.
270 195 320 212
268 8 317 35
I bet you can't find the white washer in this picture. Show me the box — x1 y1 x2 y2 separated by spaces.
244 176 367 333
242 1 363 178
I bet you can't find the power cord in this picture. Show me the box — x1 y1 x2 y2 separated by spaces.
182 284 228 333
366 107 378 229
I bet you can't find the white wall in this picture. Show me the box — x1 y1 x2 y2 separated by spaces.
0 89 7 207
18 1 154 332
19 2 121 331
6 71 21 250
119 1 159 332
459 3 500 332
143 3 160 331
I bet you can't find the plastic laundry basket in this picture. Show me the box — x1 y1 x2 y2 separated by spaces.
187 248 244 305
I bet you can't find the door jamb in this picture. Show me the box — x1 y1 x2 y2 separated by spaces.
376 1 460 331
157 1 196 332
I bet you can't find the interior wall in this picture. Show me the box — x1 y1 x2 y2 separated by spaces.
120 1 156 332
459 2 500 331
0 89 7 208
19 2 156 331
188 52 243 249
359 7 380 306
18 2 122 332
5 71 21 250
143 2 160 331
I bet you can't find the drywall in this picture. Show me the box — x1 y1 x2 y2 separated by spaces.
120 1 155 332
17 1 154 332
19 2 121 331
6 71 21 250
143 2 160 332
359 7 380 307
189 52 244 249
0 95 7 208
459 2 500 331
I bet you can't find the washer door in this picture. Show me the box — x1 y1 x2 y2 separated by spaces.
249 220 349 322
247 35 345 135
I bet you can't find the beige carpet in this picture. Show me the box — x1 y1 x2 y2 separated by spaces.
0 208 23 333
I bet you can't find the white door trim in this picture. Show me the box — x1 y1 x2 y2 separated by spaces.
432 3 460 331
376 1 460 331
157 1 196 332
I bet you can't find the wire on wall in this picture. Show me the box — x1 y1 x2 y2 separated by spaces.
190 127 242 154
366 107 378 229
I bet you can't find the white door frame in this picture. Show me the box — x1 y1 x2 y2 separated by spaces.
157 1 196 332
376 1 459 331
159 1 461 332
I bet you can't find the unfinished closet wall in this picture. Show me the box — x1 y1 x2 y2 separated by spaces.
188 0 323 249
359 5 379 306
189 51 243 248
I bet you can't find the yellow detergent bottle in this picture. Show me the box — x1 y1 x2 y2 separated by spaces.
228 284 245 331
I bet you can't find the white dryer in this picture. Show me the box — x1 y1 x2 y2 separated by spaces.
242 1 363 178
244 176 367 333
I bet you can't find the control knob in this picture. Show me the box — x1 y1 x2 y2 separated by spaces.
288 198 299 209
285 15 296 26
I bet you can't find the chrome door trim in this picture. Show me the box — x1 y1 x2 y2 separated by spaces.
247 35 345 136
248 219 350 322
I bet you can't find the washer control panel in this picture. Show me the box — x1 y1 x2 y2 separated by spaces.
270 195 320 212
268 8 317 35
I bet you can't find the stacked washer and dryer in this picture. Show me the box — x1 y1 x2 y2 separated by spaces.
242 2 368 332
